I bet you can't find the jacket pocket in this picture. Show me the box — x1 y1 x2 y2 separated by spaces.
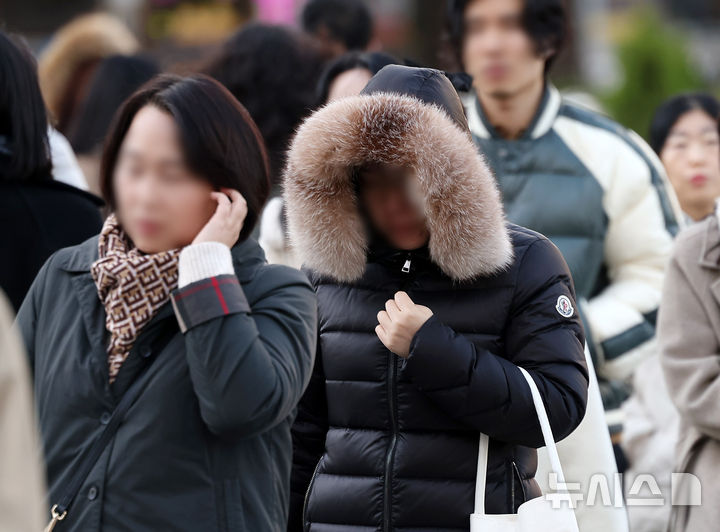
303 457 324 532
215 479 245 532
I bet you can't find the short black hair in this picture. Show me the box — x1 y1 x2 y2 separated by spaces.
67 54 159 155
649 93 720 154
301 0 373 51
0 30 52 182
316 50 401 104
445 0 567 74
204 24 327 185
100 74 271 242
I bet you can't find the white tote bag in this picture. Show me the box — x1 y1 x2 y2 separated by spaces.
536 344 629 532
470 367 579 532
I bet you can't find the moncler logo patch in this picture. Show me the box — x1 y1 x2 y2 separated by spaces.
556 295 574 318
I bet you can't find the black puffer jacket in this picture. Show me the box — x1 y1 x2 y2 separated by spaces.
283 65 589 531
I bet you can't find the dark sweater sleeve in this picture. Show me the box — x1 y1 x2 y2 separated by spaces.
404 238 589 447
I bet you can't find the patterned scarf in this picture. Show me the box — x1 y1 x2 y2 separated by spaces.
91 214 180 382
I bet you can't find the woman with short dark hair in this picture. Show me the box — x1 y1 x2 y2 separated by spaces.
650 93 720 222
16 74 317 531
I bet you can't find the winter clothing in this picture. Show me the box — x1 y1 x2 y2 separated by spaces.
285 65 589 531
535 344 630 532
91 214 180 381
259 196 301 268
16 232 318 531
659 210 720 532
49 127 89 190
1 290 46 531
464 85 682 406
0 178 103 312
622 215 711 532
621 353 679 532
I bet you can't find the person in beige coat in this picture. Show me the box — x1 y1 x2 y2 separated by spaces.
0 290 46 531
659 204 720 531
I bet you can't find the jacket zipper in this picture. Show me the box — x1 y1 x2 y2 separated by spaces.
303 457 323 532
511 461 526 511
383 255 413 531
509 460 515 512
383 354 398 532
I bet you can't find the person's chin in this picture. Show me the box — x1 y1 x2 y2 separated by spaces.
474 75 518 98
130 236 171 255
688 188 718 205
483 83 516 99
389 234 428 251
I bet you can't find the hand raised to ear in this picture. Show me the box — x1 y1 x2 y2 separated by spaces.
375 291 433 358
192 188 248 248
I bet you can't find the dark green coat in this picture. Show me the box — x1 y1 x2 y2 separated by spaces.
16 236 317 531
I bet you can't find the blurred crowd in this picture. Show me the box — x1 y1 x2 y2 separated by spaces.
1 1 720 531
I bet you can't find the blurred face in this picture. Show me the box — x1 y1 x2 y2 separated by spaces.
328 67 373 102
462 0 547 98
660 109 720 221
113 105 217 253
359 165 429 250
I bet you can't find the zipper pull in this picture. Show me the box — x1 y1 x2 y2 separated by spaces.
401 258 411 273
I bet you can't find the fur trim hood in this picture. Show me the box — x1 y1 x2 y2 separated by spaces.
283 89 513 282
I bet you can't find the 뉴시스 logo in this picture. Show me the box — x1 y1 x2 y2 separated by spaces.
543 472 702 509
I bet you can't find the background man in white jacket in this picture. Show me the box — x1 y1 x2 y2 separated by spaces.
446 0 682 439
445 0 684 530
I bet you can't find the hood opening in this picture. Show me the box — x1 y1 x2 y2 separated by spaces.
283 72 513 283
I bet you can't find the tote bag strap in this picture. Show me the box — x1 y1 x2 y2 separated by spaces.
474 367 569 514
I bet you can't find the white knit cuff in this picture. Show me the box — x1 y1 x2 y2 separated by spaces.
178 242 235 288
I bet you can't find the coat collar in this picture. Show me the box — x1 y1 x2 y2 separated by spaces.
698 209 720 270
59 234 268 283
462 83 562 141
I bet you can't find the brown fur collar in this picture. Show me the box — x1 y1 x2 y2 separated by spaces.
282 92 513 282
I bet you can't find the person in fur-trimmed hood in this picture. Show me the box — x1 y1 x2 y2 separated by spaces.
284 64 589 531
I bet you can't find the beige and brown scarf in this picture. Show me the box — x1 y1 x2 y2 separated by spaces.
91 214 180 382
